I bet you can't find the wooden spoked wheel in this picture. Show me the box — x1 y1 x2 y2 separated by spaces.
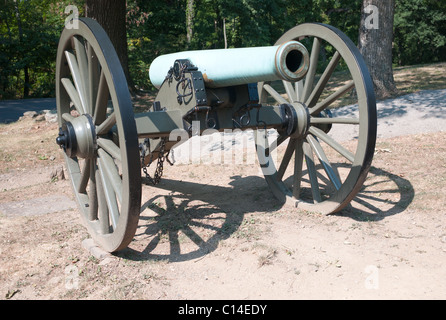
256 23 377 214
56 18 141 252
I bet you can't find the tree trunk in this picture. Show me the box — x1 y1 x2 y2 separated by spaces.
85 0 134 92
2 6 13 97
186 0 194 49
223 18 227 49
14 0 29 98
358 0 399 99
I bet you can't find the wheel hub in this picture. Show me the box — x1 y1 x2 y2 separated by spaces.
281 102 310 139
56 114 97 159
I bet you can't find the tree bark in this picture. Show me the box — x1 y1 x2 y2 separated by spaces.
85 0 134 91
14 0 29 98
186 0 194 49
358 0 399 99
223 18 227 49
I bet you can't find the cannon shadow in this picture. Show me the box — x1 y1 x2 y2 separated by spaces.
118 165 413 262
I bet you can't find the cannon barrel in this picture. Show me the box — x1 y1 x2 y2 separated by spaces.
149 41 310 89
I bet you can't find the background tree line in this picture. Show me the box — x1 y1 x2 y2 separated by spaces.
1 0 445 100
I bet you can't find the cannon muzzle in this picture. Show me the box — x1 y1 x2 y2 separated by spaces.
149 41 309 89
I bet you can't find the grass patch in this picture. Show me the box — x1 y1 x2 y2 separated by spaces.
393 62 446 96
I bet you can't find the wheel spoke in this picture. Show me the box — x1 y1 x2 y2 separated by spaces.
305 51 341 108
302 37 321 102
73 36 90 114
78 159 91 193
88 159 98 221
310 117 359 125
95 169 109 234
65 50 88 114
303 141 321 203
61 78 84 115
268 135 288 154
277 138 297 181
97 152 120 230
293 139 304 198
307 134 341 191
93 70 109 125
295 80 304 102
308 126 355 163
96 112 116 136
97 137 121 163
98 148 123 204
62 112 74 122
283 80 297 102
263 83 288 105
309 80 355 115
88 43 100 116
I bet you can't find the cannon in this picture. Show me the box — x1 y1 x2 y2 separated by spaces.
55 18 376 252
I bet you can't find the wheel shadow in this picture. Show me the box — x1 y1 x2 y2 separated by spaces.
118 165 413 262
336 166 415 221
287 164 414 220
117 175 279 262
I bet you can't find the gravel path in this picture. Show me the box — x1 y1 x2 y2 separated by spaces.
331 88 446 141
0 98 56 123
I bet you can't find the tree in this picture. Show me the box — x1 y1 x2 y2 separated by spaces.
393 0 446 66
186 0 194 48
126 0 186 91
85 0 133 90
13 0 29 97
1 0 76 99
1 0 442 99
358 0 399 99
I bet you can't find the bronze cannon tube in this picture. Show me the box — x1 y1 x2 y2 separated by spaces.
149 41 310 88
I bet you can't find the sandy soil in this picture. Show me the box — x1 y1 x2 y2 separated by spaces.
0 105 445 300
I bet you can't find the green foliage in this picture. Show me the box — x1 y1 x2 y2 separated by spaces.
126 0 364 90
1 0 445 98
126 0 187 90
394 0 446 65
0 0 84 99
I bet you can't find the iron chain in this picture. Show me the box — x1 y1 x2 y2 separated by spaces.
141 137 174 185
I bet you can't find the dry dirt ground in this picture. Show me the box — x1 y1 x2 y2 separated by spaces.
1 100 446 300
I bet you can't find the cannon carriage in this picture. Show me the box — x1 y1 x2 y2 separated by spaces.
55 18 376 252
